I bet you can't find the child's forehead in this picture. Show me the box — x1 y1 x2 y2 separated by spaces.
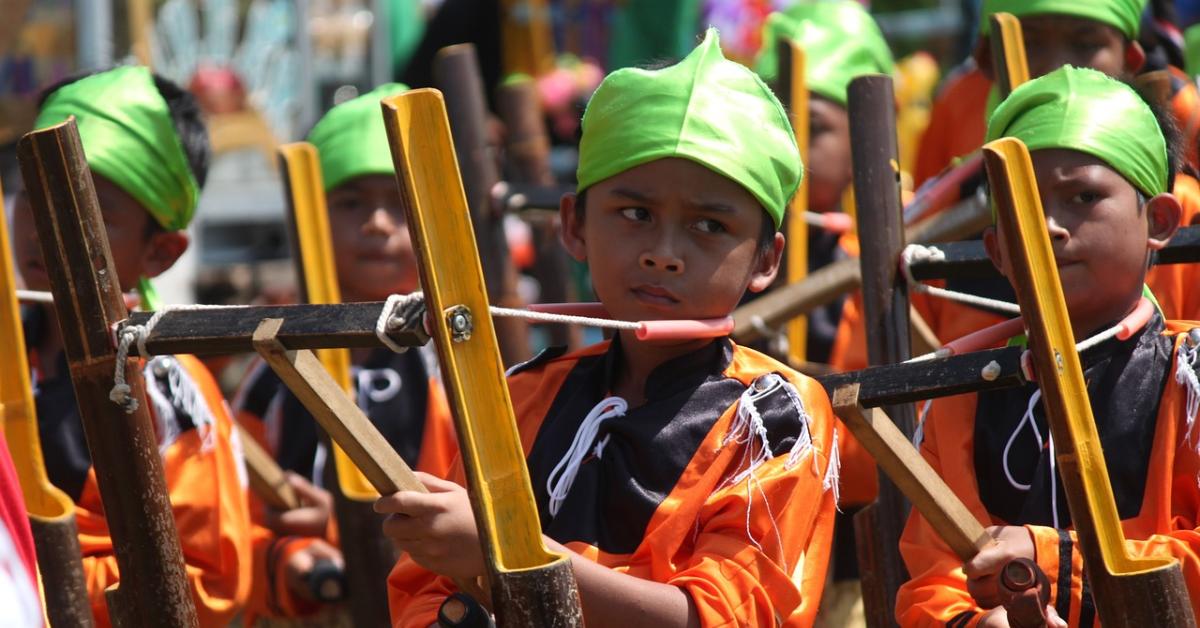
1029 148 1137 189
591 158 762 208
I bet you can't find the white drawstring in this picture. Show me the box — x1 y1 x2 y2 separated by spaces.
1002 389 1044 491
1001 388 1061 529
545 397 628 518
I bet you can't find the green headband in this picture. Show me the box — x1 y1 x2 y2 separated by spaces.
35 65 199 231
754 0 894 107
577 28 800 228
986 65 1168 200
308 83 411 191
979 0 1146 40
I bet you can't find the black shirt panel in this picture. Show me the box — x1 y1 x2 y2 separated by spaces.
974 315 1172 526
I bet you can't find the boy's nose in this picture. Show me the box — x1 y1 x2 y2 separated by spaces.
639 250 684 274
363 207 397 234
1045 214 1070 242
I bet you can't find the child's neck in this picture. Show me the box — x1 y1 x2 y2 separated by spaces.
1070 294 1145 341
609 331 715 407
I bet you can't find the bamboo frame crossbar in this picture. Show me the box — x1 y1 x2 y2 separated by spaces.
120 302 428 356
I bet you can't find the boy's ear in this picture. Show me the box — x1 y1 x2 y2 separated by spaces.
1145 192 1182 250
141 231 190 279
982 225 1007 274
747 231 785 293
559 193 588 262
1125 40 1146 74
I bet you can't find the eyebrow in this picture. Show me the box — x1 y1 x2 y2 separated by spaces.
609 187 658 204
690 200 738 214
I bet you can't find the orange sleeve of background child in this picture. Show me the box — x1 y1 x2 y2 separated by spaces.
414 378 459 479
896 393 994 628
76 357 253 627
913 69 991 188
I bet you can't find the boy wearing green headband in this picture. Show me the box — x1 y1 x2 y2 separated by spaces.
233 83 458 621
899 66 1200 626
753 0 894 366
10 66 252 626
381 29 839 627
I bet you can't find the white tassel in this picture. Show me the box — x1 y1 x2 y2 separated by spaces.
823 427 841 507
1177 339 1200 445
143 358 180 454
143 357 217 454
545 397 627 518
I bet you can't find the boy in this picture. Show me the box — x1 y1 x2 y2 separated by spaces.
233 83 457 619
753 0 894 366
898 66 1200 626
10 66 252 626
380 29 839 627
913 0 1200 346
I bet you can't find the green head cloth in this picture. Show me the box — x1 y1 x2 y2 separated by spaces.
979 0 1146 40
35 65 199 231
754 0 894 106
308 83 410 191
986 66 1168 201
577 28 800 228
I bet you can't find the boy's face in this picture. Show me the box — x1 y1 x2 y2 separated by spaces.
326 174 419 302
983 149 1180 332
981 15 1137 81
559 158 783 327
12 172 188 294
808 96 853 213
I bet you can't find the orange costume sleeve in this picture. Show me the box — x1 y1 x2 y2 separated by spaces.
388 343 838 627
913 66 991 188
898 325 1200 626
74 355 252 627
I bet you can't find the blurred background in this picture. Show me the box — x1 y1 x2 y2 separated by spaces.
5 0 1194 318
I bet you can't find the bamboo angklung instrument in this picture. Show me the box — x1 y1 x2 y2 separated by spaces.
382 88 584 627
434 44 532 365
0 181 94 626
278 141 394 626
778 38 811 364
846 74 917 627
18 118 198 626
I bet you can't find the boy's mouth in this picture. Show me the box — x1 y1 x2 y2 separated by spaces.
631 284 680 308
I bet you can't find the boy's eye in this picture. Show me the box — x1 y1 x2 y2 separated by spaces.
694 218 727 234
331 197 365 212
620 207 651 222
1070 191 1101 204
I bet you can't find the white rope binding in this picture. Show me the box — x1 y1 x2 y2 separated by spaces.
110 304 240 413
901 244 1021 315
545 397 628 518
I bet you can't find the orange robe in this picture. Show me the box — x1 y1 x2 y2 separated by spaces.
388 339 839 627
898 318 1200 626
35 353 253 627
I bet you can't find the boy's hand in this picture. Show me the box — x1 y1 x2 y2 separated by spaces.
965 526 1037 608
966 526 1066 627
284 538 344 602
375 472 485 581
265 472 333 538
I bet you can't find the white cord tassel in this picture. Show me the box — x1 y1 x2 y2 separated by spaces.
1177 334 1200 444
545 397 628 518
